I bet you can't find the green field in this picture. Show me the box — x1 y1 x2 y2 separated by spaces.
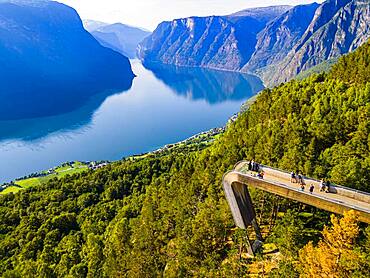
0 186 23 195
15 177 42 189
0 162 89 195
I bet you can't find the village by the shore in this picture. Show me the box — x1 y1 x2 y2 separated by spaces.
1 113 239 193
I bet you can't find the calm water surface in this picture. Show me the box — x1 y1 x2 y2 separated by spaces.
0 61 263 182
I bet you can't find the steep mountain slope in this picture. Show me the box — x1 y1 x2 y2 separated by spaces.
90 31 124 55
138 0 370 87
243 3 319 72
84 21 151 58
295 57 338 80
137 6 291 71
260 0 370 85
0 0 134 119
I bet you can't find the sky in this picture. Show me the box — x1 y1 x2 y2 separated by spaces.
60 0 323 31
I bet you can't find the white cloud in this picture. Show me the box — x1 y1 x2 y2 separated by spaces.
59 0 323 31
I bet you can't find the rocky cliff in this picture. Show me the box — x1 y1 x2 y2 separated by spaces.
262 0 370 85
243 3 319 73
137 6 291 71
138 0 370 87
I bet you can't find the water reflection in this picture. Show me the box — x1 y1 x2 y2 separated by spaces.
143 62 264 104
0 69 133 121
0 61 264 182
0 66 134 140
0 90 123 141
0 61 263 142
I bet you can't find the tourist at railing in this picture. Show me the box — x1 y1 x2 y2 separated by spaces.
325 180 331 193
319 179 325 192
295 171 300 183
290 171 296 183
248 160 252 171
297 173 304 185
246 162 335 195
248 159 260 172
319 179 331 193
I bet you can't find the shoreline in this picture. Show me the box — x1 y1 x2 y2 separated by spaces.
0 117 236 194
1 88 257 194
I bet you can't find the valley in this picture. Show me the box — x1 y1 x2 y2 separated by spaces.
0 0 369 277
1 41 369 276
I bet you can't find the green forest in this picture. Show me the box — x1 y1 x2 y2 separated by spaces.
1 42 370 277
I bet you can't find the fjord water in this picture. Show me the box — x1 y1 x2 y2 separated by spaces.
0 60 263 183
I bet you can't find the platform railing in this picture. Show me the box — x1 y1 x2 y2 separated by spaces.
231 160 370 202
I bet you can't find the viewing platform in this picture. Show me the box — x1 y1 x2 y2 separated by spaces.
223 161 370 225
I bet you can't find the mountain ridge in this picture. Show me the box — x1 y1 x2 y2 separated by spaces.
0 0 134 120
137 6 291 72
138 0 370 86
242 3 319 73
261 0 370 85
84 20 151 58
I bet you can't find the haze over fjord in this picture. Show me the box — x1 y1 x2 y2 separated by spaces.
60 0 323 31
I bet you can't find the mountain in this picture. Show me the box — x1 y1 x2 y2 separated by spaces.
137 6 291 71
138 0 370 87
84 20 151 58
82 19 107 31
229 5 291 21
242 3 319 73
0 0 134 120
262 0 370 85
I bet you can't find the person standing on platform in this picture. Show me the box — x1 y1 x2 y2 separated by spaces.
291 172 296 183
251 160 255 172
319 179 325 192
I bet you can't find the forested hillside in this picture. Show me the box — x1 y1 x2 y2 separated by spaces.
1 42 370 277
330 41 370 85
